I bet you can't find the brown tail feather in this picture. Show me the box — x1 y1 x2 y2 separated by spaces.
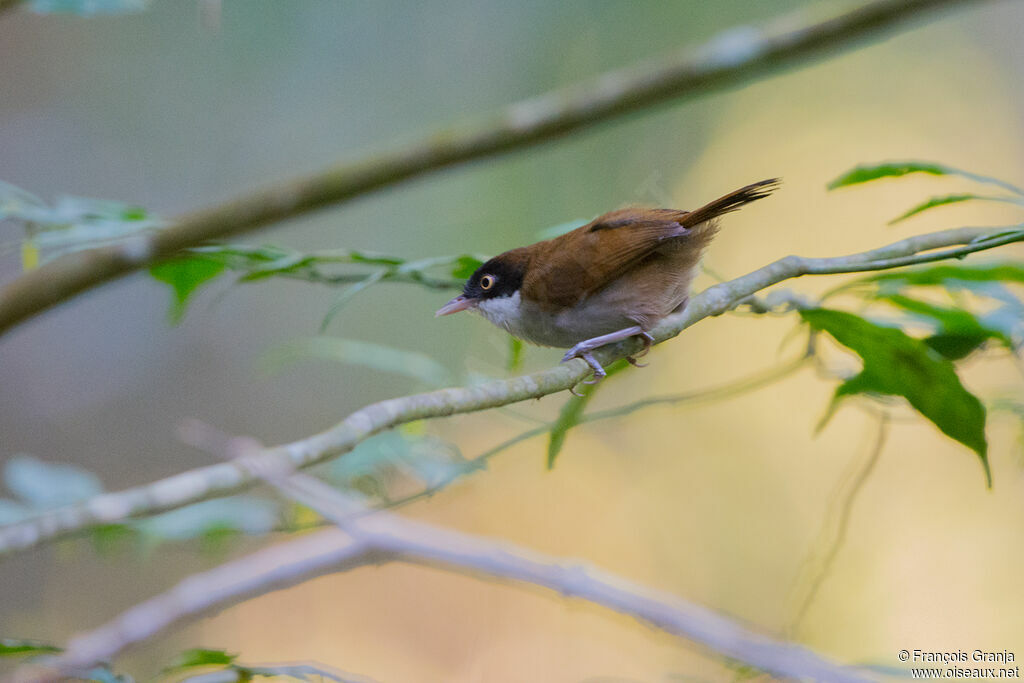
680 178 780 229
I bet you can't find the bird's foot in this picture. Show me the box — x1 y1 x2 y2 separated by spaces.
626 332 655 366
562 327 654 394
566 351 607 396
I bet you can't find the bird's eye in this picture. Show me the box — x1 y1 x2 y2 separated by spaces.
480 274 496 290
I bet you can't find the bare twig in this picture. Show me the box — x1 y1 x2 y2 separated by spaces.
0 224 1017 560
0 0 988 338
14 459 871 683
788 411 889 635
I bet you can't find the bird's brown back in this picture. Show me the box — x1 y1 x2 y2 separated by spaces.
520 178 778 310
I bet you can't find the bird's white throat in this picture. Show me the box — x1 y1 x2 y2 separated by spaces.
475 291 524 332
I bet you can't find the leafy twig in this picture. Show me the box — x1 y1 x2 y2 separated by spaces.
0 224 1015 559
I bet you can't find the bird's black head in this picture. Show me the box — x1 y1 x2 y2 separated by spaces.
463 254 526 301
435 249 528 317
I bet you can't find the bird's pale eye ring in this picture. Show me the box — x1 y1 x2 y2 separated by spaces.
480 274 496 290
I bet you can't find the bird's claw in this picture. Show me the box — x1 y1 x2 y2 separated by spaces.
633 331 655 359
564 349 607 395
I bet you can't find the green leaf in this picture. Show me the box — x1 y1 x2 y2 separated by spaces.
828 161 1024 195
322 432 478 502
89 523 140 557
451 254 484 280
4 454 103 509
319 270 387 331
547 359 628 469
0 639 62 657
141 497 279 541
829 162 961 189
923 334 991 361
889 194 1024 225
347 250 406 267
878 294 1013 358
149 256 226 323
801 308 989 485
262 337 452 387
507 337 524 372
0 181 47 220
850 262 1024 290
190 243 292 264
1 186 164 268
236 253 316 281
163 648 237 673
198 524 244 558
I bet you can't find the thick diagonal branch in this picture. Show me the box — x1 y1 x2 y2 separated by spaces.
0 0 987 338
0 224 1018 560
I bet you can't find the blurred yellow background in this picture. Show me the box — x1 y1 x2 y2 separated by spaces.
2 1 1023 682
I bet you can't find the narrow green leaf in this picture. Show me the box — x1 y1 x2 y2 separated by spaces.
0 180 47 220
879 294 1013 358
347 250 406 267
828 161 1024 196
547 359 628 469
4 454 103 509
507 337 524 372
319 270 387 332
801 308 989 485
190 243 292 264
262 337 452 387
89 523 140 557
163 648 237 673
237 253 316 281
198 525 243 558
0 640 62 657
141 497 280 541
149 257 226 323
854 263 1024 289
889 194 1024 224
451 254 484 280
828 162 956 189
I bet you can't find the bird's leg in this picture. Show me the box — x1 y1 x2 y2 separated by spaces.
567 352 608 396
579 352 607 384
562 326 653 386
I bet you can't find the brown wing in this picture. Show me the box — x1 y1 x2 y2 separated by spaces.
520 179 779 309
521 208 688 309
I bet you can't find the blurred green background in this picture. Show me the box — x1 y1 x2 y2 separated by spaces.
2 1 1024 681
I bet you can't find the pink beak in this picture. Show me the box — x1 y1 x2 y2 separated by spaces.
435 295 477 317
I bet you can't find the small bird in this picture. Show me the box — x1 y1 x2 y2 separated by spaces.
437 179 779 388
